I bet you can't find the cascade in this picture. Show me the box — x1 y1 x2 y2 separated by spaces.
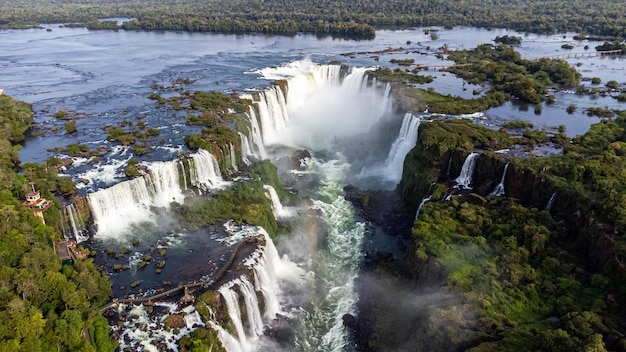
229 142 238 172
415 195 432 219
189 149 227 192
248 61 382 150
376 82 393 121
415 182 436 219
88 176 155 239
383 113 421 183
545 191 557 211
446 156 453 176
219 279 253 351
454 152 479 190
66 203 89 242
178 160 189 190
184 311 205 328
214 227 288 352
147 160 186 207
246 109 268 159
255 86 290 145
238 132 254 165
88 149 225 238
263 185 292 219
490 163 510 196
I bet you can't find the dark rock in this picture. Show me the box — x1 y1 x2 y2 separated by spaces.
291 149 311 169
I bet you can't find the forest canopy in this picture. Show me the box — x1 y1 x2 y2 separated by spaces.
1 0 625 39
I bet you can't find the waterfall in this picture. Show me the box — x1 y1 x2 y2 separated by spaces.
545 191 557 211
214 227 290 352
184 311 205 328
246 109 268 159
263 185 292 219
88 149 226 238
454 152 479 190
247 61 383 150
446 156 453 177
148 160 186 207
376 83 393 121
238 132 254 165
415 195 432 219
178 159 188 190
229 143 238 172
383 113 421 183
189 149 227 192
490 163 510 196
254 86 290 145
66 203 89 242
237 61 391 350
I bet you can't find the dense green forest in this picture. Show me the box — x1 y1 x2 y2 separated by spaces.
1 0 625 39
358 114 626 351
0 94 115 352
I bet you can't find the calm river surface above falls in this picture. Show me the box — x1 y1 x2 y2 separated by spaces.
1 25 625 352
1 25 624 170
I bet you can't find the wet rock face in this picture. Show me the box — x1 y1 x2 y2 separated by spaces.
343 185 414 238
291 149 311 170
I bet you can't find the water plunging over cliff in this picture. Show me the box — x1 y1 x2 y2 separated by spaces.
264 185 294 219
65 202 89 242
383 113 422 183
490 163 510 196
455 152 479 189
88 149 227 240
545 191 557 211
241 61 396 351
215 224 303 352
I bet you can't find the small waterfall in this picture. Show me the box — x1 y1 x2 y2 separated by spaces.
238 132 254 165
383 113 421 183
255 86 290 145
189 149 227 192
376 83 393 121
229 142 238 172
263 185 292 219
219 280 253 351
415 182 436 219
246 109 268 159
415 195 432 219
454 152 479 190
490 163 510 196
184 311 205 329
148 160 186 207
446 156 453 177
545 191 557 211
178 160 188 190
66 203 89 242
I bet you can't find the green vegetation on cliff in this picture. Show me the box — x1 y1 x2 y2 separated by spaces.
405 198 619 351
398 118 514 203
171 179 278 237
369 114 626 351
